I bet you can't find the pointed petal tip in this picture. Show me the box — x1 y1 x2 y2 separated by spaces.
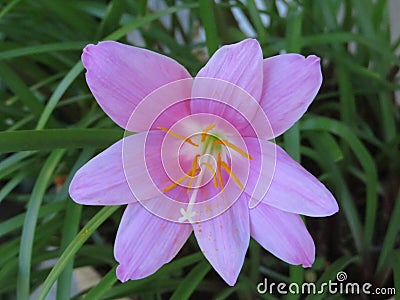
116 265 130 283
239 38 262 54
306 54 321 64
81 44 96 69
222 273 238 286
81 41 116 69
301 251 315 268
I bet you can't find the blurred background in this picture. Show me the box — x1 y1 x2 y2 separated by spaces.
0 0 399 299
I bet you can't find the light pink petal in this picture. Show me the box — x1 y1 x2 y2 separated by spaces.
250 203 315 267
260 54 322 137
69 138 136 205
191 39 263 130
82 41 191 129
115 203 192 281
244 139 338 217
193 193 250 286
122 131 194 203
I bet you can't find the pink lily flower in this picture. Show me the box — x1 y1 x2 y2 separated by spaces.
69 39 339 286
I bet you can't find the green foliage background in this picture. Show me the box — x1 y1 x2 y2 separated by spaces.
0 0 399 299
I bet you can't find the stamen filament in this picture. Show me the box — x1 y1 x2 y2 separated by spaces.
214 139 252 160
163 173 190 192
221 161 244 190
157 126 198 147
201 161 218 188
163 167 201 193
201 123 216 142
217 152 224 191
187 155 200 194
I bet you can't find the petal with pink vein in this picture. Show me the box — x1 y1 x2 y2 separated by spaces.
115 203 192 281
82 41 191 129
193 193 250 286
260 54 322 137
250 203 315 267
244 139 338 217
191 39 263 130
69 138 136 206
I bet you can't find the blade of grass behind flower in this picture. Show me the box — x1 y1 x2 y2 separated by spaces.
17 149 66 300
105 3 198 41
307 131 363 253
170 260 211 300
199 0 219 56
0 61 45 119
37 206 119 300
0 129 122 152
102 252 203 298
82 266 117 299
0 201 66 237
301 117 378 254
0 171 26 203
0 42 88 60
56 148 95 300
376 190 400 274
246 0 267 43
36 61 84 130
0 0 22 20
284 6 304 297
393 251 400 296
94 0 125 40
304 255 360 300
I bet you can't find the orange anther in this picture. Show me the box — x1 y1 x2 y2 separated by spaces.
157 126 198 147
201 123 216 142
214 139 252 160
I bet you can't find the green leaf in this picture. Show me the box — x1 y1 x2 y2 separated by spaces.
17 149 66 299
83 266 117 299
0 129 123 152
37 206 120 300
376 190 400 273
56 149 95 299
170 260 211 300
305 256 360 300
199 0 219 55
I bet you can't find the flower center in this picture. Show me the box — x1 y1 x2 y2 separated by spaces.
157 123 252 194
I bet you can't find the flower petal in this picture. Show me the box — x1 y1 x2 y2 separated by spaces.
191 39 263 130
250 203 315 267
82 41 191 129
69 138 136 206
115 203 192 281
244 139 338 217
260 54 322 137
193 193 250 285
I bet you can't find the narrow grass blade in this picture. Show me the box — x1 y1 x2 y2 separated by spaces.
37 206 119 300
17 149 66 300
199 0 219 55
0 129 122 152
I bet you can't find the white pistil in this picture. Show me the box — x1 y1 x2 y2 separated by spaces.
179 142 214 223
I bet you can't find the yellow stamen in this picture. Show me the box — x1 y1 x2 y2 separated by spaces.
201 162 218 188
201 123 216 142
220 161 244 190
214 139 252 160
187 155 200 194
163 173 190 193
157 126 198 147
163 167 201 193
217 152 224 191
